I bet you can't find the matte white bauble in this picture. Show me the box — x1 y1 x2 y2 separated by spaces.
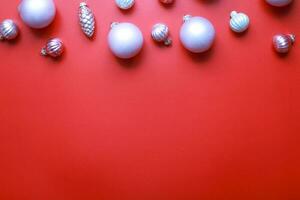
18 0 56 29
180 15 216 53
265 0 293 7
108 22 144 59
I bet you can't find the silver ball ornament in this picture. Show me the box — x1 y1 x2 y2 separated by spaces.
180 15 216 53
108 22 143 59
273 34 295 53
41 38 64 58
230 11 250 33
151 23 172 46
266 0 293 7
115 0 135 10
0 19 19 41
18 0 56 29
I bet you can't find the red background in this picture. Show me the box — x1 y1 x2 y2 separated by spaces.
0 0 300 199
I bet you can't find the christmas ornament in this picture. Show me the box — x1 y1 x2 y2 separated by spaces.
115 0 135 10
159 0 174 4
18 0 56 29
180 15 215 53
273 34 295 53
230 11 250 33
41 38 64 58
108 22 143 59
266 0 293 7
78 2 95 38
0 19 19 41
151 23 172 46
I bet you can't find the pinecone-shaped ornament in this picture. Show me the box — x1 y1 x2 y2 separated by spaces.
78 2 95 38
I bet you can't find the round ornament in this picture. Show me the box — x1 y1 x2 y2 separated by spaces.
18 0 56 29
273 34 295 53
266 0 293 7
41 38 64 58
159 0 174 4
180 15 216 53
108 22 143 59
151 23 172 46
78 2 95 38
0 19 19 41
115 0 135 10
230 11 250 33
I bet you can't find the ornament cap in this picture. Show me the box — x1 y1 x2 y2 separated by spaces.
183 15 192 23
164 38 172 46
288 34 296 43
79 2 87 7
41 48 47 56
111 22 119 29
230 11 238 18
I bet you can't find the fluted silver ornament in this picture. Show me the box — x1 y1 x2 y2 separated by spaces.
0 19 19 41
230 11 250 33
41 38 64 58
115 0 135 10
273 34 295 53
78 2 95 38
151 23 172 46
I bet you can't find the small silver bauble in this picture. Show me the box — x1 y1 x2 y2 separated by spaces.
0 19 19 41
266 0 293 7
78 2 95 38
18 0 56 29
108 22 144 59
180 15 216 53
151 23 172 46
230 11 250 33
115 0 135 10
273 34 295 53
41 38 64 58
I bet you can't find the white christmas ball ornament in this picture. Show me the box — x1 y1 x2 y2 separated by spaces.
108 22 144 59
265 0 293 7
230 11 250 33
180 15 216 53
18 0 56 29
115 0 135 10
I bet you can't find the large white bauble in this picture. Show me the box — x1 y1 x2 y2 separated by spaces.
180 15 216 53
108 22 144 59
265 0 293 7
18 0 56 29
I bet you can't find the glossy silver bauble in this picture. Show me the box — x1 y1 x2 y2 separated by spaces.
151 23 172 46
41 38 64 58
273 34 295 53
230 11 250 33
0 19 19 41
115 0 135 10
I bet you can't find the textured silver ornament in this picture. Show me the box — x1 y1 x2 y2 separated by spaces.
273 34 295 53
41 38 64 58
0 19 19 41
79 2 95 38
230 11 250 33
151 23 172 46
115 0 135 10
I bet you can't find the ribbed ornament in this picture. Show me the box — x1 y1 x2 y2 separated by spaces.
78 2 95 38
230 11 250 33
115 0 135 10
41 38 64 58
273 34 295 53
151 23 172 46
0 19 19 41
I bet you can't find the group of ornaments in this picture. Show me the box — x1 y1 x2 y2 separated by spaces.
0 0 296 59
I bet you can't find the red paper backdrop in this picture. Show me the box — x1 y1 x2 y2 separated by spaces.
0 0 300 199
